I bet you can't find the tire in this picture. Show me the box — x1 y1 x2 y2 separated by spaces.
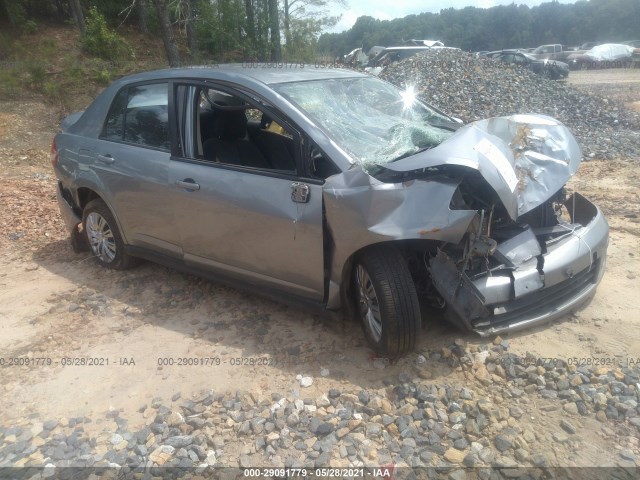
353 245 421 357
541 67 553 79
82 199 137 270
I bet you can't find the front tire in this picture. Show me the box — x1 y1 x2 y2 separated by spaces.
83 199 137 270
354 246 421 357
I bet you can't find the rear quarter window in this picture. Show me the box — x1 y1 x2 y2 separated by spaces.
102 83 170 151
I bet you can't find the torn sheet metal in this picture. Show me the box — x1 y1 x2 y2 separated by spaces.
429 250 488 330
384 114 582 220
496 227 541 266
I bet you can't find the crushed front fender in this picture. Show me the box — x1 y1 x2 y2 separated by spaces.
322 167 478 309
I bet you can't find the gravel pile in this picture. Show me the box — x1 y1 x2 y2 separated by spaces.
379 50 640 160
1 341 638 478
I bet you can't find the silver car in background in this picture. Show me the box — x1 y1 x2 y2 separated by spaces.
52 66 608 357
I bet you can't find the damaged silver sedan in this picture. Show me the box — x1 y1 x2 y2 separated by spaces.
52 66 608 357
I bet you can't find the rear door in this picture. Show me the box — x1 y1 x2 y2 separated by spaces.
168 83 325 300
95 82 181 256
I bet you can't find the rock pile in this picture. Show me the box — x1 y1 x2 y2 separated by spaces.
1 341 638 477
379 50 640 160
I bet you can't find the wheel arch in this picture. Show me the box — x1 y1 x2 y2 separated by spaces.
75 187 130 245
77 187 101 211
337 239 442 319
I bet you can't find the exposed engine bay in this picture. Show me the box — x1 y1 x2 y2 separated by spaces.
424 184 605 335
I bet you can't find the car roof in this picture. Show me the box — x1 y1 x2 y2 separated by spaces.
111 64 367 88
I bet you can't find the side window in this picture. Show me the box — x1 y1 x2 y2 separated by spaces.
125 84 170 150
309 143 339 180
103 89 128 141
194 87 298 173
102 83 170 150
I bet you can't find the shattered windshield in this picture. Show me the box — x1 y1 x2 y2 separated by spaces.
273 77 456 167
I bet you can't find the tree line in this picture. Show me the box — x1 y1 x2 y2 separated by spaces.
319 0 640 56
0 0 344 64
2 0 638 65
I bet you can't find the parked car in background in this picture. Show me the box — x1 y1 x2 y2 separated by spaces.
343 47 369 67
366 46 386 59
532 44 577 62
52 66 609 357
578 42 601 51
403 39 445 47
487 50 569 79
366 46 460 75
567 43 636 69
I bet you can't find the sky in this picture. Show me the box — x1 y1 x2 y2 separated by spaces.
328 0 575 33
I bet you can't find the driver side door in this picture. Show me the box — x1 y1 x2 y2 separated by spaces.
169 83 326 301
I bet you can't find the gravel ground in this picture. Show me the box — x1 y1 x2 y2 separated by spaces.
2 340 639 478
378 50 640 160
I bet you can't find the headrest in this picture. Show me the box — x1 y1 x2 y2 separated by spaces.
213 110 247 140
205 90 246 108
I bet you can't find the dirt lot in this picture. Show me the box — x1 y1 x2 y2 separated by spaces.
568 69 640 113
0 68 639 468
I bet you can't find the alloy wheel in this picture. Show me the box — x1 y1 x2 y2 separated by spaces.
355 264 382 342
85 212 116 263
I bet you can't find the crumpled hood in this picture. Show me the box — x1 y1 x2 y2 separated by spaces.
383 114 582 219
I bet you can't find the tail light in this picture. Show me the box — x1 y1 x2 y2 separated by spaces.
50 138 59 167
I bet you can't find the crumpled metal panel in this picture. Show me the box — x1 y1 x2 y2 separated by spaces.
322 168 478 287
512 260 545 298
496 227 541 266
429 250 488 330
383 114 582 220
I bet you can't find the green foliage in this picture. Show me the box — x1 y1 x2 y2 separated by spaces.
26 61 46 87
82 6 134 61
0 66 21 98
38 37 57 57
193 0 253 61
21 19 38 35
2 1 26 25
42 80 61 99
95 68 112 85
0 31 11 58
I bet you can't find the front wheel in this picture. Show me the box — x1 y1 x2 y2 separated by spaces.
354 246 421 357
83 199 137 270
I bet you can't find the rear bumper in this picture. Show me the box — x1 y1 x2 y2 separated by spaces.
435 193 609 336
56 182 82 233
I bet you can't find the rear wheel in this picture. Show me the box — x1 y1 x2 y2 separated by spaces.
354 246 421 357
83 199 137 270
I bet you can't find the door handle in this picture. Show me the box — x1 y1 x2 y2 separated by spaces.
175 179 200 191
291 182 310 203
97 154 115 164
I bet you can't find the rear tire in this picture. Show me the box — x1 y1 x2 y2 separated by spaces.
353 246 421 357
83 199 137 270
